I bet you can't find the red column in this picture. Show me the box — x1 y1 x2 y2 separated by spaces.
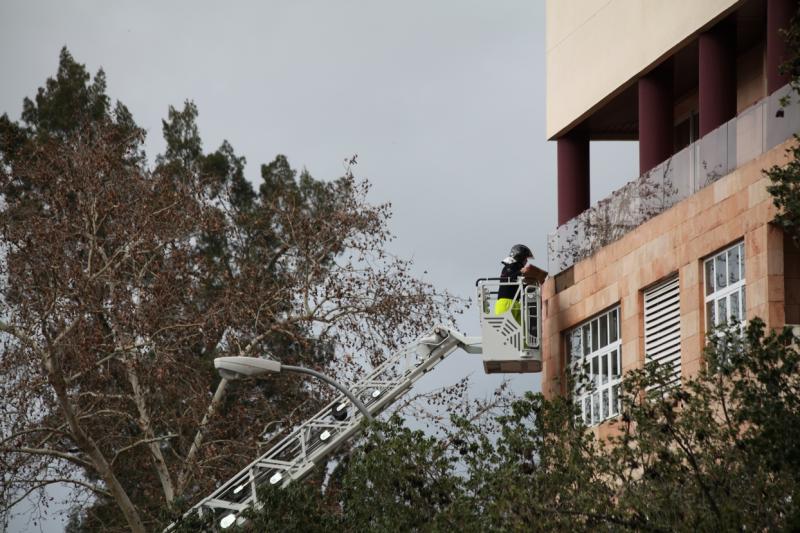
767 0 795 94
638 63 674 174
557 134 590 226
699 18 737 137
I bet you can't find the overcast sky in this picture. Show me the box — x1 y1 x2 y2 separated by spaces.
1 1 638 530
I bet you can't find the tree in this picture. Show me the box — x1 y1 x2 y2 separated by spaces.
765 5 800 247
765 137 800 247
229 321 800 532
0 48 463 531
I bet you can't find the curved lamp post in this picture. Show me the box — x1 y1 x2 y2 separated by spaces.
213 356 373 422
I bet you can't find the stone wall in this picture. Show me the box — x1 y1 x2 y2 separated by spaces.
540 140 793 437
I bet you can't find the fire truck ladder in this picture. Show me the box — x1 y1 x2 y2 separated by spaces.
176 279 541 530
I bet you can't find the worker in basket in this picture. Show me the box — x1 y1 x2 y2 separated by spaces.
494 244 547 322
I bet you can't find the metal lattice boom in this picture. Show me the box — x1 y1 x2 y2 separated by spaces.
173 278 542 530
176 325 480 530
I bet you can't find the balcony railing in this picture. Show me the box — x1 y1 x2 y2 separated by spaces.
547 84 800 274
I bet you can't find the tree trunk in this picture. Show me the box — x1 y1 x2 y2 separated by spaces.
44 350 147 533
127 363 176 504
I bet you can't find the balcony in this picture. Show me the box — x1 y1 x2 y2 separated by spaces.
548 84 800 274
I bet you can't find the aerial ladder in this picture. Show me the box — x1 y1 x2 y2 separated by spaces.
177 278 541 530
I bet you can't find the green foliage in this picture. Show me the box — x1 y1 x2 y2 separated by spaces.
233 320 800 532
766 5 800 247
159 101 203 169
336 416 464 531
21 47 111 136
766 139 800 247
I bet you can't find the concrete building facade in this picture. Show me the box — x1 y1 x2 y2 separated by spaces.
542 0 800 436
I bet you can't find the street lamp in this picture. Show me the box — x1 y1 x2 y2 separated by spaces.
213 356 374 422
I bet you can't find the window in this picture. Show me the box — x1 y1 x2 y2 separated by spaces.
644 276 681 389
704 242 746 330
674 110 700 151
567 307 621 426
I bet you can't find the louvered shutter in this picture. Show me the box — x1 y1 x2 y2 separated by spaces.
644 275 681 387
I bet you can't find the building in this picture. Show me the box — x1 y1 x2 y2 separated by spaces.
542 0 800 437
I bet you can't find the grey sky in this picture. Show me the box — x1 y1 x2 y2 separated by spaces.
1 1 638 529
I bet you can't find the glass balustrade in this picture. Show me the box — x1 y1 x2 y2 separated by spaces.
548 84 800 274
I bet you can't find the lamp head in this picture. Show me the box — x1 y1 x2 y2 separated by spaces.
214 356 282 379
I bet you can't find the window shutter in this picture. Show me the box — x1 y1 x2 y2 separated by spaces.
644 275 681 388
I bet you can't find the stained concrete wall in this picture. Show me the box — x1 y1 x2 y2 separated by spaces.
546 0 742 139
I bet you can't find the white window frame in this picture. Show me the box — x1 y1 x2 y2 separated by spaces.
567 307 622 427
704 241 746 331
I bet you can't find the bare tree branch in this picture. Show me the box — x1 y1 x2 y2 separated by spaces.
2 446 93 470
